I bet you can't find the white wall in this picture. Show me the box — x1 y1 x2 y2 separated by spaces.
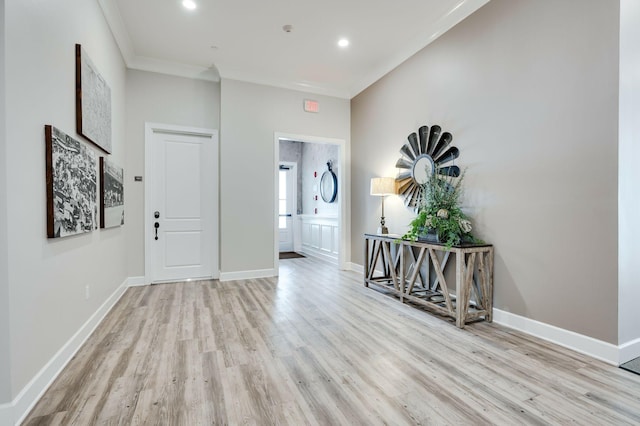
125 70 220 278
351 0 619 343
220 79 350 274
618 0 640 348
5 0 127 398
0 0 10 406
302 143 339 216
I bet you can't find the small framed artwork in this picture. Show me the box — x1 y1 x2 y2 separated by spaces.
99 157 124 229
76 44 112 154
45 125 97 238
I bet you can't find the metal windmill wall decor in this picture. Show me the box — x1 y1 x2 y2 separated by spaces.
395 124 461 210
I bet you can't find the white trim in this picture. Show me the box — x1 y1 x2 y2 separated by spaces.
98 0 486 98
298 214 338 220
126 276 146 287
299 248 338 266
493 309 619 366
274 133 350 273
619 337 640 365
216 70 348 98
98 0 219 83
349 262 364 274
128 56 219 82
618 0 640 364
219 269 277 282
97 0 135 65
352 261 625 365
349 0 490 97
12 279 129 425
0 402 12 426
144 123 220 284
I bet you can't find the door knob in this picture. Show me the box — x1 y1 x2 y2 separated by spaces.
154 222 159 240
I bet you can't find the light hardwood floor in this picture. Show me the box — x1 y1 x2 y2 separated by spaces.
24 257 640 425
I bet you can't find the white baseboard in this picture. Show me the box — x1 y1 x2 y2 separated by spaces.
619 337 640 364
0 402 12 426
300 247 338 265
127 276 146 287
348 262 364 274
352 260 624 366
493 309 619 365
5 271 636 426
219 268 276 282
349 262 385 276
11 278 129 425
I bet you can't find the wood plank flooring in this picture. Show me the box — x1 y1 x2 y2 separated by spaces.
24 256 640 425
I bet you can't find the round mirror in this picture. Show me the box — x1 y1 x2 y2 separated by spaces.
395 124 462 210
320 166 337 203
412 154 435 184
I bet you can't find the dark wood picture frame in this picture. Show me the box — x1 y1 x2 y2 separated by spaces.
45 125 97 238
76 44 112 154
99 157 125 229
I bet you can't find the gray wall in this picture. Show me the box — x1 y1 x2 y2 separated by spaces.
351 0 619 343
125 70 221 277
5 0 128 395
0 0 10 405
220 78 350 273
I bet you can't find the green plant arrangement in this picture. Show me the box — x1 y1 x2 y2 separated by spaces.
400 170 482 249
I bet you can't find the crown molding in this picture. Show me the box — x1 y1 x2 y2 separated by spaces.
218 71 350 99
348 0 490 98
97 0 135 64
99 0 489 98
129 56 220 82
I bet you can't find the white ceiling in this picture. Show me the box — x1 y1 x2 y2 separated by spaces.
98 0 489 99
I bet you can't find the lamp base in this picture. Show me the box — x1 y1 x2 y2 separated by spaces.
377 226 389 234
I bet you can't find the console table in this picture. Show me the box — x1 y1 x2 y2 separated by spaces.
364 233 494 328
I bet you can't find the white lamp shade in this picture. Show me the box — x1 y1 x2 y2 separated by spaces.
370 177 397 196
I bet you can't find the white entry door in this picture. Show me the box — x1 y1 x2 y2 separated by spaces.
145 124 218 283
278 163 296 252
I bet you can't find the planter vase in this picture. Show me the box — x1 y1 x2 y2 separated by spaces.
417 228 440 243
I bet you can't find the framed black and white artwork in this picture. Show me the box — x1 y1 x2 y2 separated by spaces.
99 157 124 229
45 125 97 238
76 44 112 154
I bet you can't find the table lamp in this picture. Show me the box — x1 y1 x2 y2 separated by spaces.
370 177 397 234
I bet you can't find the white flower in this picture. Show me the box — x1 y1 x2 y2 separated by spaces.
436 209 449 219
459 219 472 233
424 215 434 228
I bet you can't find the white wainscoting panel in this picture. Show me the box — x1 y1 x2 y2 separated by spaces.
300 215 338 264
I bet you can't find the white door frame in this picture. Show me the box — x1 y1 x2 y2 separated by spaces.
144 122 219 283
274 132 350 271
278 161 298 252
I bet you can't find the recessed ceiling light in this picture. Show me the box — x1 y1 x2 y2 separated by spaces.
182 0 197 10
338 38 349 48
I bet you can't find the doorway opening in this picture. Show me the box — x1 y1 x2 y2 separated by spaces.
278 161 297 253
274 133 348 272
